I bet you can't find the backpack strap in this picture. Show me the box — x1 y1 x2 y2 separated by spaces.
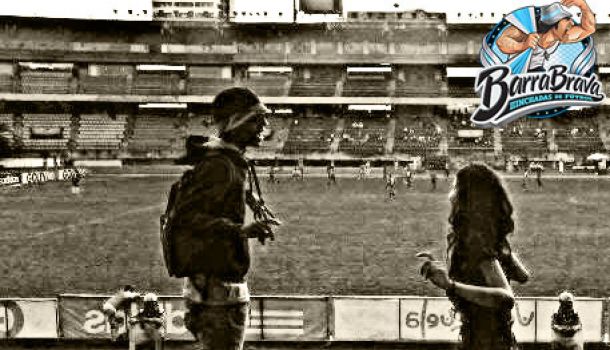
247 161 265 204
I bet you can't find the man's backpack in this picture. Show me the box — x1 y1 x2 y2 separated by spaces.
160 169 191 278
160 152 240 278
160 154 273 278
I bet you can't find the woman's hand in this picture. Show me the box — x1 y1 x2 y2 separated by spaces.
416 252 453 290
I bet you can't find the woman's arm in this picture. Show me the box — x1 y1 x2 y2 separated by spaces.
452 259 515 309
418 255 515 309
504 252 530 284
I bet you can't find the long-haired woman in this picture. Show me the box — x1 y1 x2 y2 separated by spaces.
418 163 530 350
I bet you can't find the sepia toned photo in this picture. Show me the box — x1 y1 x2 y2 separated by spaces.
1 1 610 350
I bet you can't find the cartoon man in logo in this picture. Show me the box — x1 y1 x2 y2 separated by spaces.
495 0 596 73
473 0 603 127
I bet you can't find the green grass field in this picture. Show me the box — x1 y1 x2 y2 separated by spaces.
2 172 610 298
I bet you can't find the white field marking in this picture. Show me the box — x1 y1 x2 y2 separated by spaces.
27 204 164 238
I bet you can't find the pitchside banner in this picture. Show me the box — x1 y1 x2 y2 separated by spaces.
59 295 328 341
399 297 536 342
0 299 58 339
248 297 328 340
333 298 400 340
536 298 603 343
59 295 195 340
399 297 602 343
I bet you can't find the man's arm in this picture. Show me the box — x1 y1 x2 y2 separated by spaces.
561 0 596 42
497 26 540 54
187 157 273 241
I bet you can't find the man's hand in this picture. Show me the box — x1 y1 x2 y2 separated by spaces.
242 220 278 243
525 33 540 49
416 252 453 290
561 0 586 8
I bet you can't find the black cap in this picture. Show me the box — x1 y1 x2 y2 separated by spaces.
211 87 269 123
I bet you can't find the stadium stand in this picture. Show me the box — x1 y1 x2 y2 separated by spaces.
282 117 338 155
75 114 126 151
132 73 183 95
0 114 14 146
447 78 477 97
554 117 606 157
20 71 73 94
127 114 185 157
446 30 482 55
187 77 234 95
0 62 14 92
447 114 494 154
394 66 445 97
242 66 291 97
21 114 71 151
500 119 549 156
78 64 133 95
342 75 390 97
289 67 340 97
392 116 442 155
186 66 234 96
339 117 388 156
132 65 184 95
185 113 215 137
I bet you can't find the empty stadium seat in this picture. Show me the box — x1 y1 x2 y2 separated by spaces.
20 71 73 94
76 114 126 150
132 73 183 95
127 114 185 157
21 113 72 150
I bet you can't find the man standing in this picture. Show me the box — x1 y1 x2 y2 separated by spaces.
327 161 336 186
181 87 279 350
403 164 413 189
385 172 396 201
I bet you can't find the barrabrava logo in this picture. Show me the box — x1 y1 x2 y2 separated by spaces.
472 0 605 127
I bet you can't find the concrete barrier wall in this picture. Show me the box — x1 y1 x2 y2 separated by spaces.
1 295 605 343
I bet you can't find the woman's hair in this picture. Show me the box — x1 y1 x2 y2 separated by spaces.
447 163 514 281
446 163 516 346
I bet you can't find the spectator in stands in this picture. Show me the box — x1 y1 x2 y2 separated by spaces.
418 163 530 350
182 87 279 350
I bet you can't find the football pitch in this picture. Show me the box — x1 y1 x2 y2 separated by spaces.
2 171 610 298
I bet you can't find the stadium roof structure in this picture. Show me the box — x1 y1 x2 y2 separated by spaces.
393 0 610 24
0 0 153 21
